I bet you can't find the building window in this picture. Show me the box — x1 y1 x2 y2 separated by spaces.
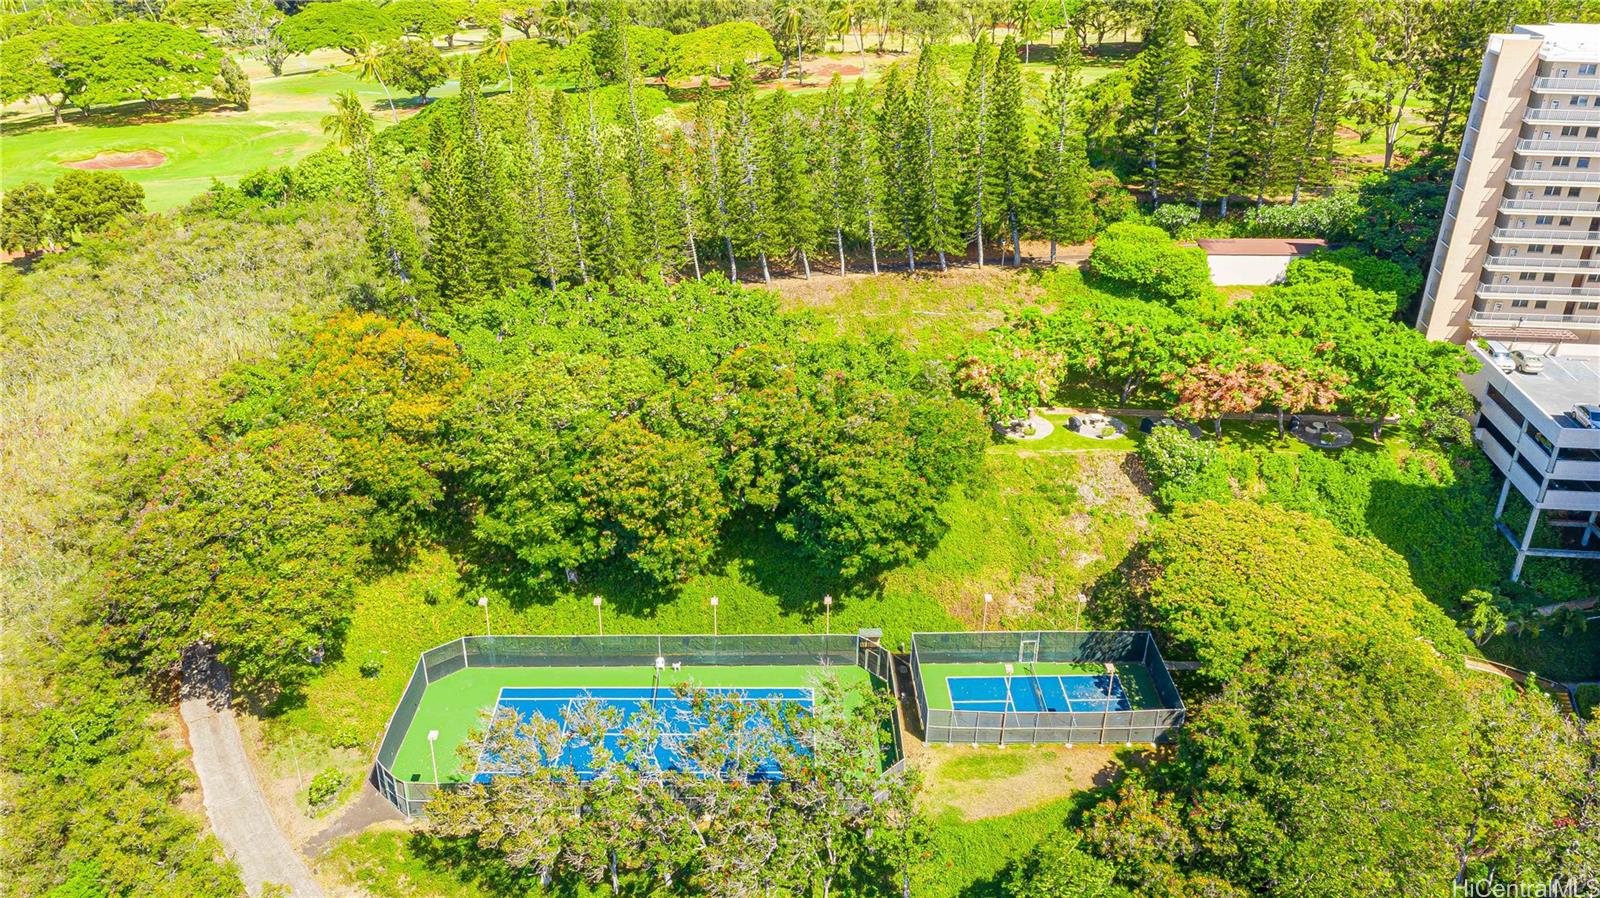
1572 96 1591 107
1536 215 1554 225
1560 216 1574 225
1570 187 1584 196
1580 158 1592 169
1520 272 1539 281
1534 301 1549 309
1562 126 1580 136
1555 156 1572 167
1551 245 1566 254
1579 302 1599 310
1545 186 1563 196
1588 127 1600 137
1529 244 1547 252
1588 274 1600 283
1512 299 1531 308
1544 273 1558 282
1582 64 1598 75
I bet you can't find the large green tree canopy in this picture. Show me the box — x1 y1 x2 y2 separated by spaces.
1070 501 1598 896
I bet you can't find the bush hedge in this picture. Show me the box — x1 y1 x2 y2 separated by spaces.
1087 222 1212 303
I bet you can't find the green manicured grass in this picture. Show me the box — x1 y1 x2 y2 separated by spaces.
0 69 432 210
993 413 1140 453
391 662 867 783
917 661 1165 712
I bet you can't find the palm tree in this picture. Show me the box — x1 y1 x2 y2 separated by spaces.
1553 605 1591 637
322 90 376 151
543 0 578 46
484 28 515 91
828 0 866 63
776 0 806 83
353 42 399 123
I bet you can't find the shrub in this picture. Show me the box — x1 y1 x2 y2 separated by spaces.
1238 190 1360 239
358 655 382 678
1284 248 1422 307
1151 203 1199 236
1087 222 1212 303
51 170 145 238
1578 684 1599 721
1138 426 1230 508
306 767 344 808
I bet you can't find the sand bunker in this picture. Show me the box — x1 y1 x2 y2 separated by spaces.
62 149 167 170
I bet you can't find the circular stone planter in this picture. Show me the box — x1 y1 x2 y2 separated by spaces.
1001 412 1055 441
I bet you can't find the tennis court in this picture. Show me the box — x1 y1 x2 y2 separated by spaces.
946 673 1130 714
474 685 813 782
908 631 1187 746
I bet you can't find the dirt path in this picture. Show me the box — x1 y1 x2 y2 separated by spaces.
181 650 324 897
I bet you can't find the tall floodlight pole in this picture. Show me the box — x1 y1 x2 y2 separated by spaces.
478 596 491 637
982 593 994 631
427 729 440 784
710 595 719 636
823 594 833 637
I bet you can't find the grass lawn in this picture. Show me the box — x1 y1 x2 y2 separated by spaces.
388 662 869 783
265 450 1150 784
0 68 444 210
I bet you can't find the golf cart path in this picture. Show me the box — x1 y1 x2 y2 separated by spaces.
181 649 324 897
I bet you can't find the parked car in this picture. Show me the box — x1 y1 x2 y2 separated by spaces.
1511 350 1545 374
1485 340 1516 373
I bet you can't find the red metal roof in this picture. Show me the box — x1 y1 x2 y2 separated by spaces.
1192 238 1328 256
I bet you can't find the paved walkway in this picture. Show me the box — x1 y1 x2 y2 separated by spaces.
304 781 404 857
181 649 324 897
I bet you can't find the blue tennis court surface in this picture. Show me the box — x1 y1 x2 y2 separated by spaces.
473 685 812 782
947 674 1129 713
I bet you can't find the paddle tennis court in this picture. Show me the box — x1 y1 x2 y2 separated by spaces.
909 631 1186 745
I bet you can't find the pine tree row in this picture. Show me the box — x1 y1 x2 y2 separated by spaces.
1129 0 1359 213
395 38 1096 307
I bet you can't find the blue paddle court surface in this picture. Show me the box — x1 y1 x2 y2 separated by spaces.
472 685 813 782
947 673 1130 714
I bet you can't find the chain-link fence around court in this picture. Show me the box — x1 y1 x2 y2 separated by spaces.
910 630 1186 746
370 633 898 818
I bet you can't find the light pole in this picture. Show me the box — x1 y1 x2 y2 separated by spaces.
593 595 603 635
710 595 719 636
427 729 440 784
982 593 994 631
478 595 491 637
823 594 833 637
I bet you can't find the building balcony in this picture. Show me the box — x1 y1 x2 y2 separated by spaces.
1532 77 1600 93
1525 108 1600 124
1542 486 1600 513
1492 228 1600 244
1516 138 1600 154
1500 198 1600 214
1506 168 1600 185
1483 255 1600 273
1477 283 1600 301
1470 311 1600 331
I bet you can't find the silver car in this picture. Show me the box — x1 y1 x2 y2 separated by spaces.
1511 350 1545 374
